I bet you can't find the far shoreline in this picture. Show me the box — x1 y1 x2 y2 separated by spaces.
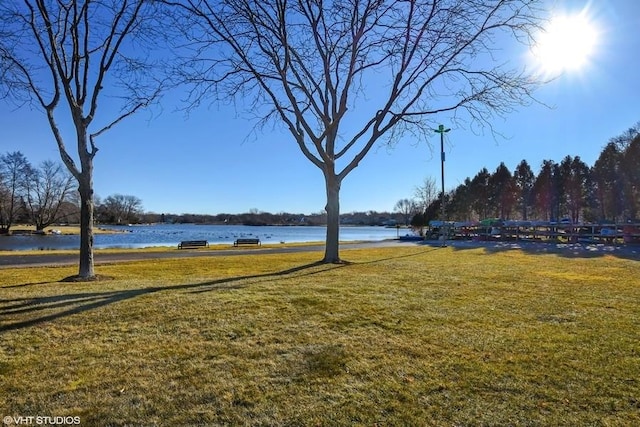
2 225 125 236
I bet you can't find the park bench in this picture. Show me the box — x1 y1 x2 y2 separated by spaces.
178 240 209 249
233 238 261 247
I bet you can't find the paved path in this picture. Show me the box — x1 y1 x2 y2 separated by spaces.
1 239 638 269
0 240 415 269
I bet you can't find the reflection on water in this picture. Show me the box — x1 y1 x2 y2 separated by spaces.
0 224 399 251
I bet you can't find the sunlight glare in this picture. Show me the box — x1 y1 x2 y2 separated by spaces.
532 10 599 76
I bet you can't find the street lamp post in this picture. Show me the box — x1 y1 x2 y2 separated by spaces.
434 124 450 247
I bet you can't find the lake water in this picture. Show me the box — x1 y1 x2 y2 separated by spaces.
0 224 402 251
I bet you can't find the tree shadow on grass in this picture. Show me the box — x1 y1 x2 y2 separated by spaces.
0 262 336 334
187 261 343 294
353 246 441 265
414 240 640 261
1 281 56 289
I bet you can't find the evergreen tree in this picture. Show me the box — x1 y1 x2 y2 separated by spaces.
470 168 491 220
513 159 535 220
592 143 623 222
620 134 640 220
532 160 555 221
558 156 590 223
488 162 516 219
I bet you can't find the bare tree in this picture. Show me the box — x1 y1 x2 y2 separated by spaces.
394 198 417 226
167 0 544 262
413 177 439 215
98 194 143 224
0 151 32 234
0 1 166 279
23 160 75 231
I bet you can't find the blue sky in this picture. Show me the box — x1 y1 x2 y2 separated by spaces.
1 0 638 215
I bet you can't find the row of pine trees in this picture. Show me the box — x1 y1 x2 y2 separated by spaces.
430 123 640 224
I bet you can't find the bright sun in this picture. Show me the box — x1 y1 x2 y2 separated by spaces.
532 11 599 75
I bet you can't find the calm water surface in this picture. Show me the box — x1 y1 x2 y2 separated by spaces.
0 224 401 251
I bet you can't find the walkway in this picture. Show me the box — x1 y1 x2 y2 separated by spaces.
1 239 638 269
0 240 411 269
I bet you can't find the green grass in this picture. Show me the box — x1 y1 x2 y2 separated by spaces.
1 246 639 426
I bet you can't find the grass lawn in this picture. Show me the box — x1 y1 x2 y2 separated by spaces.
1 245 639 426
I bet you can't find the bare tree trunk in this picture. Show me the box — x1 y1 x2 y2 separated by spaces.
323 172 341 264
77 172 95 279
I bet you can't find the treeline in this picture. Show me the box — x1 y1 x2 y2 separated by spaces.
406 123 640 227
8 120 638 232
0 151 402 231
140 211 328 226
140 210 401 227
0 151 147 233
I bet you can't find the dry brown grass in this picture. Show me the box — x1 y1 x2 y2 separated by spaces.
1 246 639 426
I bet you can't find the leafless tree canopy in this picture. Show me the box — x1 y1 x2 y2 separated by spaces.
24 160 76 230
171 0 542 177
167 0 544 262
0 151 31 232
414 176 439 212
0 0 165 176
99 194 144 224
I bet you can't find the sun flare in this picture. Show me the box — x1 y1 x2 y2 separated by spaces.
532 11 599 75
